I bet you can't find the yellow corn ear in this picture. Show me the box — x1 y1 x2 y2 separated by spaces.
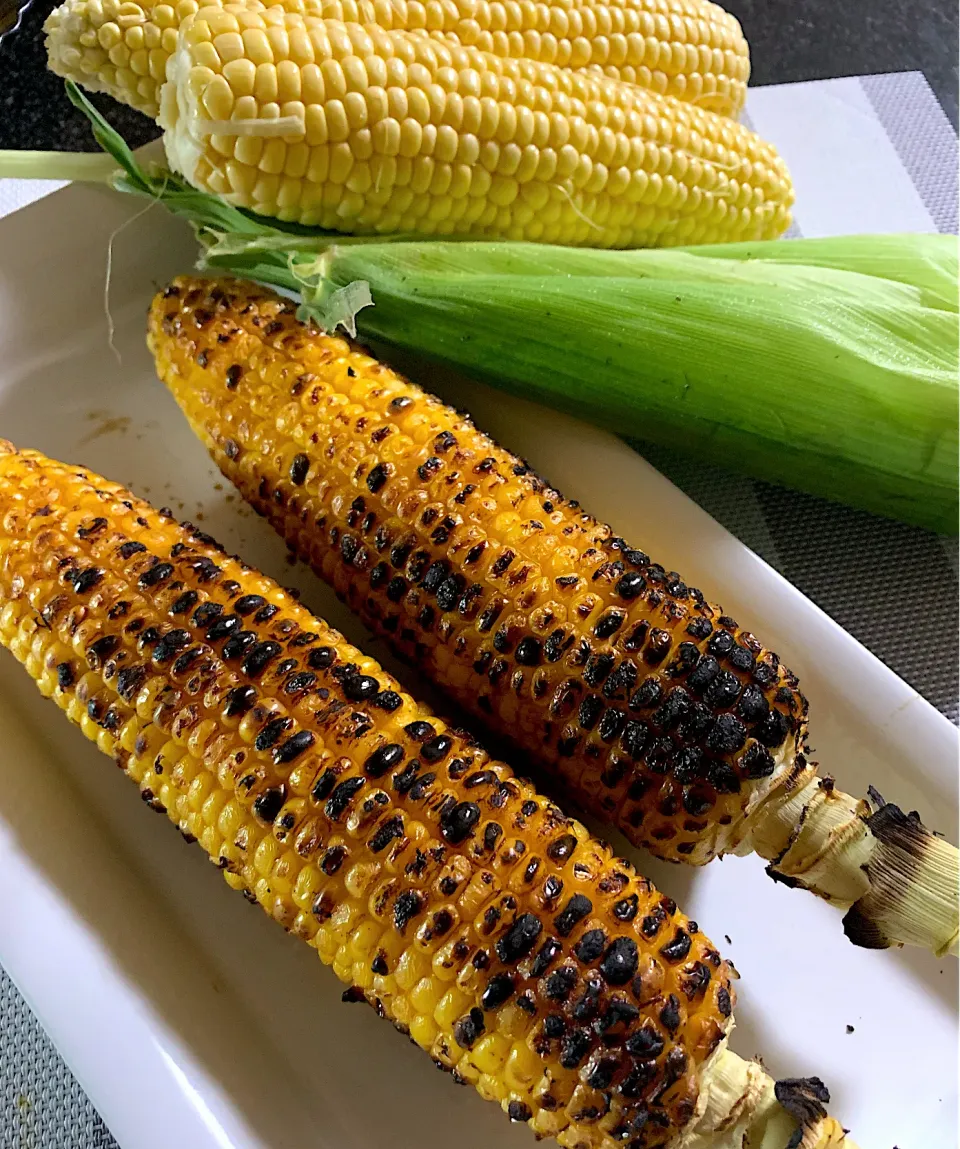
0 438 737 1149
45 0 750 120
149 277 804 869
153 4 788 245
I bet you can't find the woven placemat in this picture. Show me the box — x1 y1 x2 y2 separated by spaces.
0 972 115 1149
0 68 956 1149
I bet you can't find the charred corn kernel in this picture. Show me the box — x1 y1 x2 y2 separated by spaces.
147 5 786 243
149 278 960 965
0 439 742 1149
46 0 748 120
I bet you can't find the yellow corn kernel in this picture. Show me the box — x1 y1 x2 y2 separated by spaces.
504 1040 542 1088
349 918 383 960
434 985 471 1028
408 1012 438 1049
410 976 442 1016
393 947 428 991
469 1032 509 1075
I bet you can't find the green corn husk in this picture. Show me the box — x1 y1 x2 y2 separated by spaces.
309 238 958 534
32 83 960 533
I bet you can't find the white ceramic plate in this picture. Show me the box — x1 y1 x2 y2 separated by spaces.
0 183 956 1149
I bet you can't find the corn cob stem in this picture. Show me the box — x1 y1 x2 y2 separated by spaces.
148 277 958 957
678 1046 853 1149
0 440 856 1149
44 0 750 121
0 148 121 181
0 139 166 183
744 768 960 956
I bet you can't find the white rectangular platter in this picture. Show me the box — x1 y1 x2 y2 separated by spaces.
0 180 956 1149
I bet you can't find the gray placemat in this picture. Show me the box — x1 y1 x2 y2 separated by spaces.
1 68 957 1149
0 970 115 1149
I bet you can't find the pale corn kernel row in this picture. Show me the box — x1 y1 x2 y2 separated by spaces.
45 0 748 120
157 6 789 245
0 440 736 1149
44 0 197 117
150 278 807 867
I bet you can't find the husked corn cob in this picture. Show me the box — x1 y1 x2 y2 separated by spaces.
144 4 786 245
45 0 750 121
0 440 853 1149
151 277 960 957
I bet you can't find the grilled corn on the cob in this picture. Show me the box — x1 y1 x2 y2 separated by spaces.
0 440 853 1149
45 0 751 121
150 277 960 957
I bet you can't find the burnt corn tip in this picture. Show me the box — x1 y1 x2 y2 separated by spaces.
774 1076 831 1127
763 777 959 956
842 799 959 954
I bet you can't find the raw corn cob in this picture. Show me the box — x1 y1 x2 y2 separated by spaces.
150 277 960 957
49 0 790 246
45 0 751 122
154 4 787 245
0 441 854 1149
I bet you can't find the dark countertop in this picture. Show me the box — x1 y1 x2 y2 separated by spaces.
0 0 956 152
